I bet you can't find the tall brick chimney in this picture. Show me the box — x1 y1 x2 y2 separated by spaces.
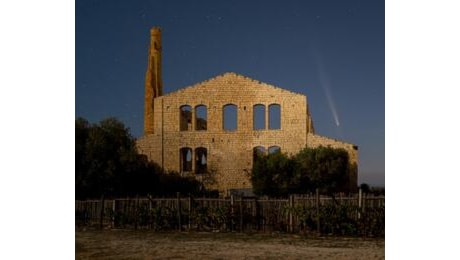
144 27 163 135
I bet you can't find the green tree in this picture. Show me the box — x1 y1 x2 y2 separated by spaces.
76 117 207 199
251 151 298 197
76 117 161 198
295 146 351 194
251 146 353 196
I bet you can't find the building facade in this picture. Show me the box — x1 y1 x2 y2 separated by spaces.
137 28 358 194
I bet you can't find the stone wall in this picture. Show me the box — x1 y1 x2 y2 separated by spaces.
138 72 358 194
138 72 314 193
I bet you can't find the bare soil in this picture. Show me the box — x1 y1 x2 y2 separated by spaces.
76 229 384 259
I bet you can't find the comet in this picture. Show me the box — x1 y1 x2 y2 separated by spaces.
311 45 341 128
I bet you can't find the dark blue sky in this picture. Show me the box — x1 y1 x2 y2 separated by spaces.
76 0 384 186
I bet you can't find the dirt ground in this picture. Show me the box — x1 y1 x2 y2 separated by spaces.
76 229 384 259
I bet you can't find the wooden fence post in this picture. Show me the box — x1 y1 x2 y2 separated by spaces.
358 188 362 219
84 201 88 226
239 197 243 232
149 198 152 230
188 195 192 230
112 199 116 228
316 189 320 234
177 192 182 231
289 195 294 233
99 194 105 229
363 191 366 212
135 195 139 230
230 195 234 231
255 197 261 231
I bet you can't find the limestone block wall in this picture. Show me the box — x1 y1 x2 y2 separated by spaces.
137 73 359 193
137 73 314 193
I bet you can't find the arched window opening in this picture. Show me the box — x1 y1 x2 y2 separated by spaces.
180 147 192 172
180 105 192 131
268 146 281 154
223 104 238 131
253 146 266 163
195 147 208 174
268 104 281 129
195 105 207 131
253 104 265 130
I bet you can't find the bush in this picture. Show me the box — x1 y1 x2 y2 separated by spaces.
251 146 354 197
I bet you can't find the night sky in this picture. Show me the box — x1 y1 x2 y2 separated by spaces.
76 0 384 186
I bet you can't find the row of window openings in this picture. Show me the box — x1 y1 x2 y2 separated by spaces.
179 146 281 174
179 104 281 131
180 147 207 174
253 146 281 157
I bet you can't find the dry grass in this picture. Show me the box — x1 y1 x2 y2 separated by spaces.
76 229 384 259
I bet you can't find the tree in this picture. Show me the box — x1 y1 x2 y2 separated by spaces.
295 146 351 194
76 117 208 199
251 146 353 196
76 117 152 198
251 151 299 197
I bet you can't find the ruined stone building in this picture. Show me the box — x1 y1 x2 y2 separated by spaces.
137 27 358 194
